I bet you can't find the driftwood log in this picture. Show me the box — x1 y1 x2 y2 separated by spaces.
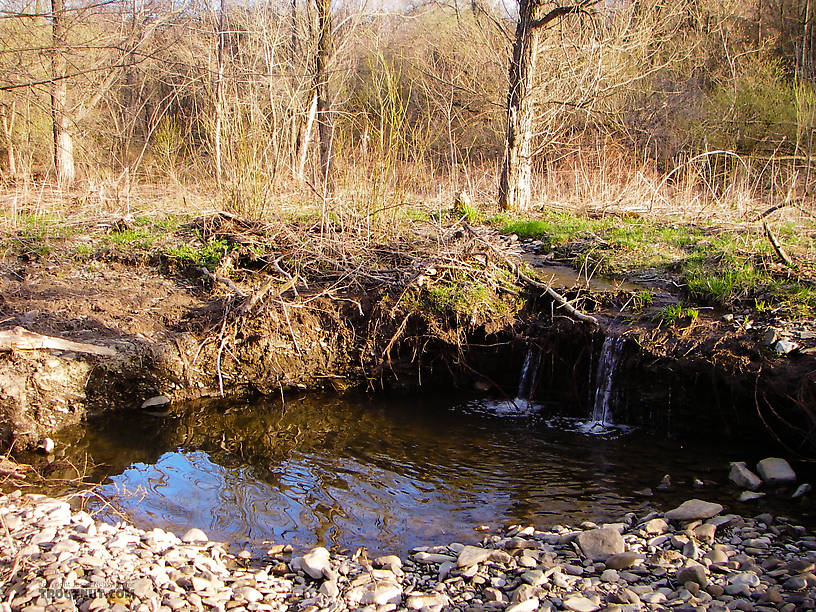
0 326 116 357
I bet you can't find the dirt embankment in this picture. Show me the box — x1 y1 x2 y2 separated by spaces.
1 218 815 458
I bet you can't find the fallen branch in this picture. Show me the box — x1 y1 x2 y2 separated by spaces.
462 223 599 326
763 222 796 269
0 326 116 357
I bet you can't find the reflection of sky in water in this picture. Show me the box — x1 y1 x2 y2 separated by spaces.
102 448 513 554
68 392 814 556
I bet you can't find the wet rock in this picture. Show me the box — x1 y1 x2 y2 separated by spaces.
665 499 723 522
792 483 811 498
576 528 626 561
141 395 171 409
756 457 796 485
739 491 766 502
729 462 762 490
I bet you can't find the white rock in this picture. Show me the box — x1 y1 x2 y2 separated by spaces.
505 598 540 612
562 596 600 612
793 483 812 498
181 528 208 544
361 583 402 606
729 462 762 490
738 490 766 502
301 546 331 580
406 592 449 609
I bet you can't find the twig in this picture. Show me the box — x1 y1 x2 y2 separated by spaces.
461 223 599 326
197 266 248 297
763 222 796 268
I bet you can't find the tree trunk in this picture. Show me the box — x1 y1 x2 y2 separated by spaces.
498 0 541 211
1 103 17 177
50 0 74 187
214 0 227 185
314 0 333 191
296 90 318 180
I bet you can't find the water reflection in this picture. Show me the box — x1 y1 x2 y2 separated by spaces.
59 392 812 555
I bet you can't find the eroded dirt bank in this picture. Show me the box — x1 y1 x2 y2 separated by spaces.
1 217 814 458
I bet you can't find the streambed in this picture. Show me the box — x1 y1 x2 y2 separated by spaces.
50 392 814 556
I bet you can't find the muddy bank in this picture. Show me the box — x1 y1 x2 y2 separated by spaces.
0 220 814 457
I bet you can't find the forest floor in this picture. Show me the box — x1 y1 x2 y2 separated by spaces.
1 183 816 466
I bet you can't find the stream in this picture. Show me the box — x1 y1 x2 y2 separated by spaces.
52 391 814 556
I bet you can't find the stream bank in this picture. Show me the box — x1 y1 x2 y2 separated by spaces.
0 215 814 460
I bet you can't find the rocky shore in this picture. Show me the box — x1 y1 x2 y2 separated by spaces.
1 489 815 612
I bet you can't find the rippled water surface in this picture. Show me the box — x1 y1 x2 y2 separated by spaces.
58 393 813 554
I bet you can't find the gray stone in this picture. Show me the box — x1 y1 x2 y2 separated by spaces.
664 499 723 521
756 457 796 484
677 564 707 587
373 554 402 573
414 551 455 564
792 483 811 498
141 395 171 409
521 569 546 586
774 339 799 354
605 552 641 570
729 463 762 490
576 527 625 561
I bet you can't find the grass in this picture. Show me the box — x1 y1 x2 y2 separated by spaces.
658 302 700 325
164 238 233 271
492 209 816 317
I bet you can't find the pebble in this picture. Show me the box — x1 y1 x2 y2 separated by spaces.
4 489 816 612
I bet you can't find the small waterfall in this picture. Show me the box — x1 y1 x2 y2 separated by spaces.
516 346 538 401
590 335 625 424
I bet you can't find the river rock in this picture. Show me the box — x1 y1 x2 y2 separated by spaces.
506 598 540 612
677 564 707 587
374 554 402 573
729 462 762 490
665 499 723 521
457 545 492 567
180 528 208 544
141 395 170 409
301 546 331 579
792 483 811 498
756 457 796 484
563 595 600 611
739 491 766 502
605 551 642 570
406 592 448 609
576 527 625 561
642 518 668 535
361 583 402 605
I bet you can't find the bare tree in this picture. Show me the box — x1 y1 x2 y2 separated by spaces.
315 0 334 191
50 0 74 186
498 0 598 210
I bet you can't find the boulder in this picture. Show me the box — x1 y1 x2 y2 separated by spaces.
756 457 796 485
664 499 723 522
576 527 625 561
729 462 762 490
